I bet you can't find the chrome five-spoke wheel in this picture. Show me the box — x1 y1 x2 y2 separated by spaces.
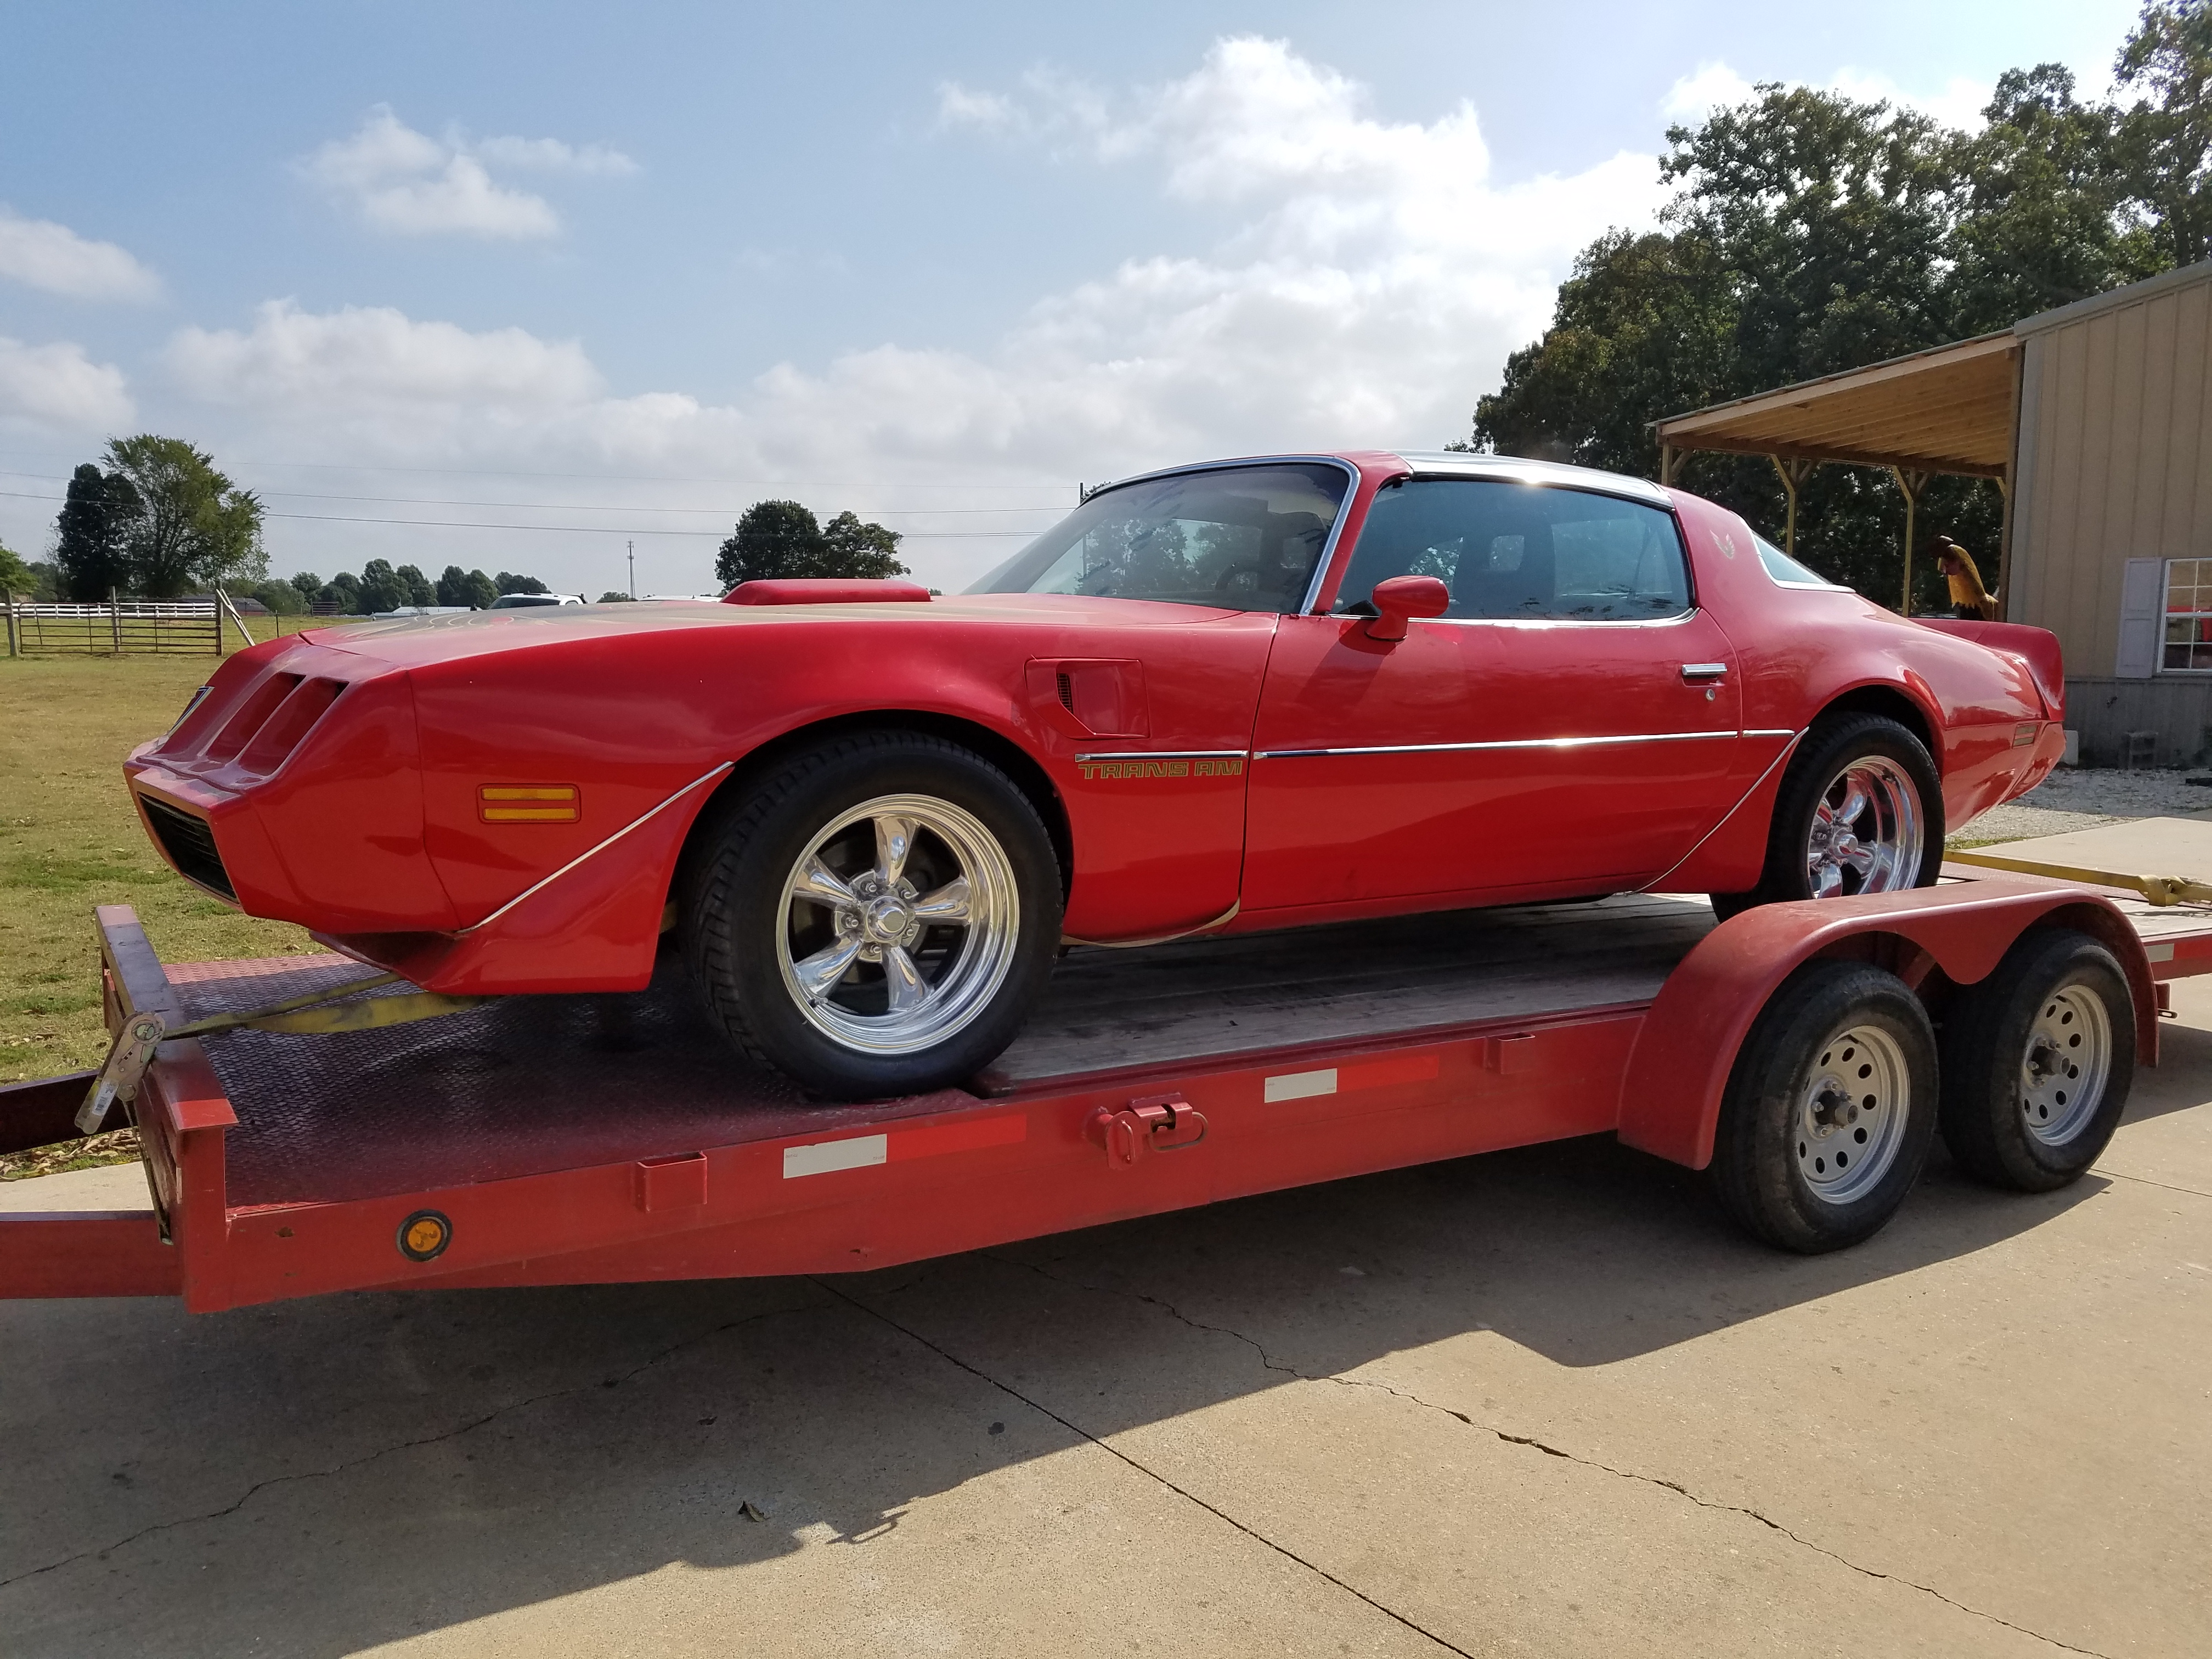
1805 756 1923 897
777 792 1022 1055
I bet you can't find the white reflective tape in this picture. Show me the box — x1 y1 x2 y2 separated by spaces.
782 1134 889 1178
1264 1068 1338 1103
2145 943 2175 963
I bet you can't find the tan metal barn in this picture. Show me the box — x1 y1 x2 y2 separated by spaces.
1656 261 2212 766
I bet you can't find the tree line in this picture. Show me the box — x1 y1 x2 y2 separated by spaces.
1463 0 2211 608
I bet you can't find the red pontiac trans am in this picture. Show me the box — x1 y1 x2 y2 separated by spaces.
126 452 2067 1098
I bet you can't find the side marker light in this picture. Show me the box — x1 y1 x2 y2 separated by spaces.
479 784 579 823
398 1210 453 1262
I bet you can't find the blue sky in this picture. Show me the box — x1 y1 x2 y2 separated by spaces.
0 0 2146 596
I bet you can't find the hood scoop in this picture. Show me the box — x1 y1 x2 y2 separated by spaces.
724 580 933 606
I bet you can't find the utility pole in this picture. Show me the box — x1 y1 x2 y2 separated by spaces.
627 540 636 600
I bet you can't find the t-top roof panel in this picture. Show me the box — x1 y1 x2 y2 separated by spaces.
1655 332 2019 477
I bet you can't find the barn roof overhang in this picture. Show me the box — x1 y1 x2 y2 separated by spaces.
1653 331 2021 480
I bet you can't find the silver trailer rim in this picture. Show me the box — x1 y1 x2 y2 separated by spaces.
1805 756 1924 897
2021 982 2112 1146
1796 1023 1911 1203
776 792 1021 1056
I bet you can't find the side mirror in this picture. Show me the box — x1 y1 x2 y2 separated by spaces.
1364 575 1451 641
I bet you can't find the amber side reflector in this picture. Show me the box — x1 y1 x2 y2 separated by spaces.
479 784 580 823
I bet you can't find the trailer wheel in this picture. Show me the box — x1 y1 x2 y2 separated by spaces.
684 731 1063 1099
1938 928 2133 1192
1710 961 1938 1252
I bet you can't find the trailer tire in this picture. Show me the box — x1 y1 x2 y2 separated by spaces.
1938 928 2133 1192
683 730 1063 1099
1710 961 1938 1252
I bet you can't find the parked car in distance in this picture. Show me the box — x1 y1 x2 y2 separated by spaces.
488 592 585 608
124 450 2067 1099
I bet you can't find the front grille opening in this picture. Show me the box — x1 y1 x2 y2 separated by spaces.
140 795 235 900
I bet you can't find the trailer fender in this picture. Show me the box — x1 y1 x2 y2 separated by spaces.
1617 880 2155 1170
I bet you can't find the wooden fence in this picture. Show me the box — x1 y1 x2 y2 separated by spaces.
2 594 255 658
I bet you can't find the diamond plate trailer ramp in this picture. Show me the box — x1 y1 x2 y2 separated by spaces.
0 880 2192 1308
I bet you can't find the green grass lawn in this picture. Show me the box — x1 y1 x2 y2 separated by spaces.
1 620 340 1098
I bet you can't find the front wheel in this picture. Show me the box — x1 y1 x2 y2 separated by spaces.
683 732 1063 1098
1712 713 1942 918
1709 961 1939 1252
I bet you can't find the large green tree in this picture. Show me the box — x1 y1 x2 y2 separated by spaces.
715 501 909 590
1464 1 2199 610
99 436 266 597
2113 0 2212 267
52 462 140 600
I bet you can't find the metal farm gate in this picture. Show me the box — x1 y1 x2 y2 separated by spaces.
3 595 252 658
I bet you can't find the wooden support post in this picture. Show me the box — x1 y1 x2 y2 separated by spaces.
1768 455 1817 555
1889 467 1930 615
1659 444 1677 487
109 588 122 656
4 593 18 659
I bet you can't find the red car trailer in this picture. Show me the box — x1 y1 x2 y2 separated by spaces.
4 867 2208 1309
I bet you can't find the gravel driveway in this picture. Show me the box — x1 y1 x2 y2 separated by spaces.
1953 765 2212 845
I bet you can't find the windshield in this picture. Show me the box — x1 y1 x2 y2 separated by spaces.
968 462 1350 613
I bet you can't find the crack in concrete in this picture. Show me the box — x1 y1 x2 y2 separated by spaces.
983 1253 2115 1659
2096 1167 2212 1201
812 1275 1479 1658
0 1296 823 1595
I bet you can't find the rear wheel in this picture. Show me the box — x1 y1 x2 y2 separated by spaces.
1711 713 1941 918
684 731 1062 1099
1938 928 2133 1192
1710 961 1939 1252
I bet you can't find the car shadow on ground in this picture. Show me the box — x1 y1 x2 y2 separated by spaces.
0 1120 2113 1656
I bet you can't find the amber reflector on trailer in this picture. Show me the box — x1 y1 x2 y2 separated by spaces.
478 785 580 823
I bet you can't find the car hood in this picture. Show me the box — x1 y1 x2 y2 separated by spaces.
306 593 1249 670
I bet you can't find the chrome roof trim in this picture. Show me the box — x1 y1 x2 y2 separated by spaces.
1389 450 1674 505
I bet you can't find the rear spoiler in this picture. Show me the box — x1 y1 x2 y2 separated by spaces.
1916 618 2064 719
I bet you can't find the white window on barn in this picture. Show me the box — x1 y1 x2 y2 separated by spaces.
2163 558 2212 672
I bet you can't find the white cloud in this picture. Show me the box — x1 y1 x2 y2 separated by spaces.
298 108 636 240
472 134 639 177
1661 59 1992 132
168 300 603 416
0 207 162 302
1661 63 1758 124
0 337 134 429
160 40 1667 588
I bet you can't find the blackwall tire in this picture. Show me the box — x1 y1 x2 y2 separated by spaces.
682 731 1063 1099
1710 961 1939 1252
1938 928 2134 1193
1720 714 1943 914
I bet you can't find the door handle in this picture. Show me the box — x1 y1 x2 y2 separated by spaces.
1680 662 1728 683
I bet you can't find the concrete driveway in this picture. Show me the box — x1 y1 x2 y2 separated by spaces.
3 989 2207 1658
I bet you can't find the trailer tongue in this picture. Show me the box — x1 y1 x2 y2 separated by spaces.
4 861 2200 1308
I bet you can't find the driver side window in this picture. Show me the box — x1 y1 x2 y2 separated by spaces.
1336 478 1692 622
